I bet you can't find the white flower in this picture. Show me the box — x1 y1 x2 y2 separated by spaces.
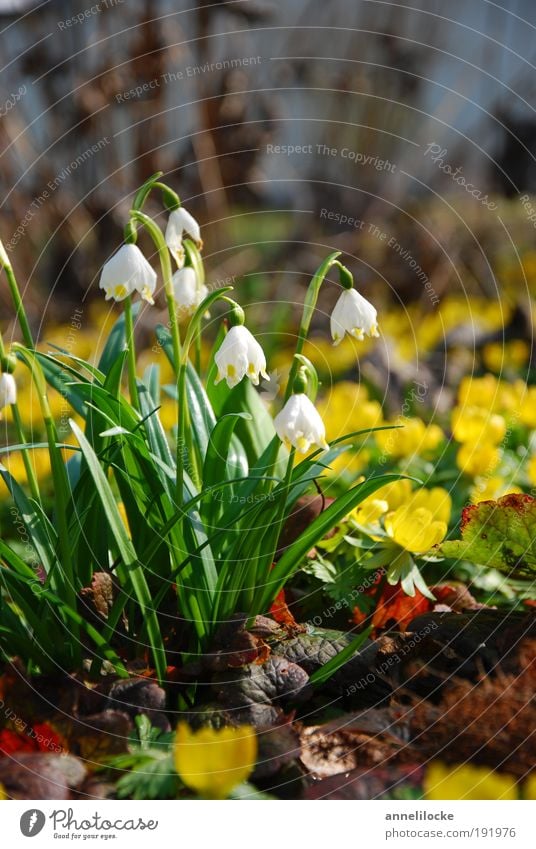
0 372 17 409
99 244 157 304
330 288 379 345
165 207 203 268
172 267 208 318
274 393 329 454
214 325 268 389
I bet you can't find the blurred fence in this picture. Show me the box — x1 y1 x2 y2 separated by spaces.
1 0 536 314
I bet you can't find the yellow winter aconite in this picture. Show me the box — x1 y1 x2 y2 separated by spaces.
470 476 522 504
528 455 536 487
451 406 506 445
518 385 536 429
317 381 382 440
375 417 443 459
483 339 529 373
424 762 518 800
384 487 451 555
456 442 500 477
174 723 257 799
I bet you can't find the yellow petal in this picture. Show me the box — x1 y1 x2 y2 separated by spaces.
424 762 517 800
174 723 257 799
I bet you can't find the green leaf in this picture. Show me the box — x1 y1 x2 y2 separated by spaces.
254 474 407 612
222 378 277 466
98 303 141 375
69 419 167 681
439 493 536 576
0 465 58 578
202 412 251 527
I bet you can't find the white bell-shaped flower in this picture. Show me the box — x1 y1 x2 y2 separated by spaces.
165 207 203 268
330 288 379 345
172 267 208 318
274 392 329 454
99 244 157 304
214 325 268 389
0 372 17 409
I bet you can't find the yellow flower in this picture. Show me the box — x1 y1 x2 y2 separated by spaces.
317 382 382 441
0 782 6 800
528 455 536 487
302 334 370 377
1 448 51 490
117 502 131 536
385 507 446 555
456 442 500 477
452 406 506 445
524 773 536 799
470 476 522 504
174 723 257 799
457 374 500 410
373 478 413 511
483 340 529 373
351 497 389 526
424 762 517 800
328 448 370 480
519 386 536 429
383 486 450 555
375 418 443 459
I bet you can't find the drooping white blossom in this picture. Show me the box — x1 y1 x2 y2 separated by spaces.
330 288 379 345
274 393 329 453
165 207 203 268
99 244 157 304
214 325 268 389
0 372 17 409
172 267 208 317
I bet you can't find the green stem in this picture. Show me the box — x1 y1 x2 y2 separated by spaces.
2 263 35 349
265 251 343 485
284 251 341 403
0 330 41 501
123 296 140 411
129 210 187 505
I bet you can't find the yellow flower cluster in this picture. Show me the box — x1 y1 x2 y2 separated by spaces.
453 373 536 490
353 479 451 554
375 416 443 461
317 381 383 475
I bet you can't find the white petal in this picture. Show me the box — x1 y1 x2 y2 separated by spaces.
165 208 203 268
330 288 379 344
98 244 156 303
274 393 328 453
214 325 268 388
0 373 16 408
172 267 198 315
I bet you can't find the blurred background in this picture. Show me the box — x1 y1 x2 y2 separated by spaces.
1 0 536 410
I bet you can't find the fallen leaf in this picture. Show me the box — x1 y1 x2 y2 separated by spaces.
440 494 536 575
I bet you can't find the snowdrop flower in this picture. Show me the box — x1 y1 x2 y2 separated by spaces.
165 207 203 268
215 325 268 389
0 372 17 409
274 392 329 454
99 244 157 304
331 287 379 345
172 267 208 318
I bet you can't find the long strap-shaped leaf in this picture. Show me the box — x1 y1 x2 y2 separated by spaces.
70 419 166 682
253 474 407 613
